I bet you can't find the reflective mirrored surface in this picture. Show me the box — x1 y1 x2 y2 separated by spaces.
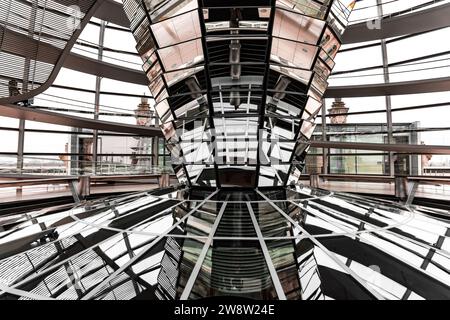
122 0 353 188
1 186 449 300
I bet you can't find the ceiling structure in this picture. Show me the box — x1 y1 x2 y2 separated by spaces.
3 1 450 103
90 0 450 44
0 0 104 104
123 0 355 188
0 0 449 302
0 187 448 300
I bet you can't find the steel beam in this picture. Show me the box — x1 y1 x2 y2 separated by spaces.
256 190 385 300
0 0 104 104
63 52 148 85
342 3 450 44
92 21 106 174
246 202 287 300
0 103 162 136
180 200 228 300
81 190 219 300
90 1 450 45
4 21 450 98
377 0 395 176
310 141 450 155
324 77 450 98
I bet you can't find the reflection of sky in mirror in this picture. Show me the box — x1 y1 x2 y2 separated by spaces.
1 187 448 299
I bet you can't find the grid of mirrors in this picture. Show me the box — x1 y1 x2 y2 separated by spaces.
0 186 448 300
123 0 356 188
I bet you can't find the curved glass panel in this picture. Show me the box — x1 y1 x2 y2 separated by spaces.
123 0 355 188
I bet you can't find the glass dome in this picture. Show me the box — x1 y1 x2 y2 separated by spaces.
123 0 355 188
0 186 448 300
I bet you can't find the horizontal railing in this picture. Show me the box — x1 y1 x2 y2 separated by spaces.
0 173 177 203
310 141 450 155
304 173 450 205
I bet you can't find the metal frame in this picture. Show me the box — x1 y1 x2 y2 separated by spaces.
92 21 107 174
256 190 385 300
310 141 450 155
0 0 104 104
0 197 187 298
287 198 450 292
1 186 449 300
246 201 287 300
81 190 219 300
377 0 395 177
179 200 228 300
342 2 450 44
1 1 449 98
254 0 276 188
0 103 162 136
196 0 221 188
88 1 450 45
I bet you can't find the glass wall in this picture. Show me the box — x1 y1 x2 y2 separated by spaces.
0 17 170 177
0 120 169 176
305 2 450 177
1 2 450 185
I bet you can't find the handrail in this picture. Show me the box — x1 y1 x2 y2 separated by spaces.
406 176 450 185
0 177 77 188
0 177 81 202
91 174 176 182
0 173 177 202
304 173 449 204
402 176 450 204
0 174 176 184
0 103 163 137
310 141 450 155
308 174 450 185
319 174 395 183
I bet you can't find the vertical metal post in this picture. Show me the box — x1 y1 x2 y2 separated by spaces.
69 180 81 203
321 99 328 174
246 202 287 300
92 21 106 174
17 119 25 174
16 119 25 196
180 200 228 300
153 110 160 170
22 0 38 96
377 0 394 176
70 128 80 175
16 0 37 190
153 137 159 171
